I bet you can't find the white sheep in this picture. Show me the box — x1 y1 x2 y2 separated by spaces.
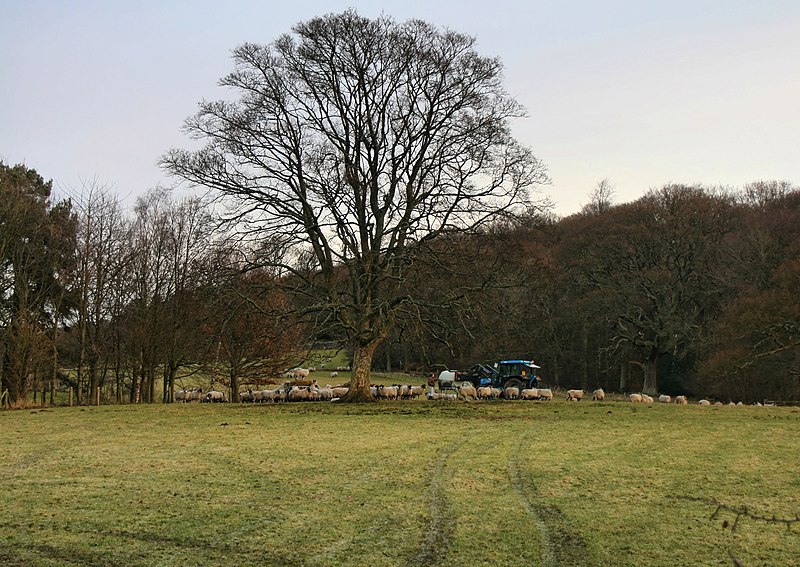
537 388 553 401
658 394 671 404
409 385 424 399
291 367 310 379
642 394 654 404
477 386 493 399
566 389 584 401
316 385 333 401
698 399 711 405
330 371 338 378
674 395 688 405
491 388 502 399
629 393 643 403
592 388 605 401
287 386 308 402
458 384 478 400
503 387 520 400
185 388 204 402
205 390 227 403
520 388 539 400
377 385 399 399
331 386 349 398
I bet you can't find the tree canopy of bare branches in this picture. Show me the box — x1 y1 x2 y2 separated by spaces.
162 10 548 399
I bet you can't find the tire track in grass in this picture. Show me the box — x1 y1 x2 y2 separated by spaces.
509 436 590 567
405 439 466 567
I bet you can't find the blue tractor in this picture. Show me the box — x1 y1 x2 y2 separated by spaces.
460 359 542 391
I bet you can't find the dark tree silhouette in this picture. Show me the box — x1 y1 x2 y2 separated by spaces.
163 10 547 400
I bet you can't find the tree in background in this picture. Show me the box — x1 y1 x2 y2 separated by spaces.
203 264 305 402
698 186 800 401
0 162 76 406
163 10 547 400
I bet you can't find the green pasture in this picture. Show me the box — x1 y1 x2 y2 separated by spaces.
1 401 798 566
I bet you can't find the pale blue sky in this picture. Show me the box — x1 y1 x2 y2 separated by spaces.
2 0 798 214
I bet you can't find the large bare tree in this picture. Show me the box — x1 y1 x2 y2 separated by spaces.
163 10 547 400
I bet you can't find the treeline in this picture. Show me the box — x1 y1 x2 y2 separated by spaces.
0 163 304 407
1 161 798 406
397 181 799 402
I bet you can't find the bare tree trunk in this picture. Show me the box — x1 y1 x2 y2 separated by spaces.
642 356 658 396
147 365 156 403
581 324 589 389
619 361 628 392
230 365 240 403
343 341 379 402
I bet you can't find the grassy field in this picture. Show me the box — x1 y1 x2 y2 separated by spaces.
1 400 798 566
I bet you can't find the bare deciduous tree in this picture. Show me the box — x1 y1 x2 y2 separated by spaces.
163 10 547 400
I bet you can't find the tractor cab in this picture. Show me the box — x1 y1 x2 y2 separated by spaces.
493 360 541 390
460 359 541 390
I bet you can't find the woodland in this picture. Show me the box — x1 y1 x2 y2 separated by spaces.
1 161 797 406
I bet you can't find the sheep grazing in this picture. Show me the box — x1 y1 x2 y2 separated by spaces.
503 387 520 400
175 389 188 403
252 389 270 403
331 386 349 398
458 384 478 400
376 385 399 400
329 371 338 378
520 388 539 400
290 367 310 379
204 390 227 403
592 388 605 401
674 395 688 405
316 385 334 401
476 386 493 399
287 386 309 402
629 393 643 403
491 388 502 399
240 389 255 403
698 399 711 405
537 388 553 401
566 389 584 401
641 394 654 404
714 401 724 406
180 388 203 403
409 385 424 399
427 391 456 401
658 395 671 404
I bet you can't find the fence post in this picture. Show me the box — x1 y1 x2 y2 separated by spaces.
69 387 73 407
96 388 100 406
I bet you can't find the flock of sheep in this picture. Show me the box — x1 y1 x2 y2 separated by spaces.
566 388 764 406
177 378 760 406
434 384 555 401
